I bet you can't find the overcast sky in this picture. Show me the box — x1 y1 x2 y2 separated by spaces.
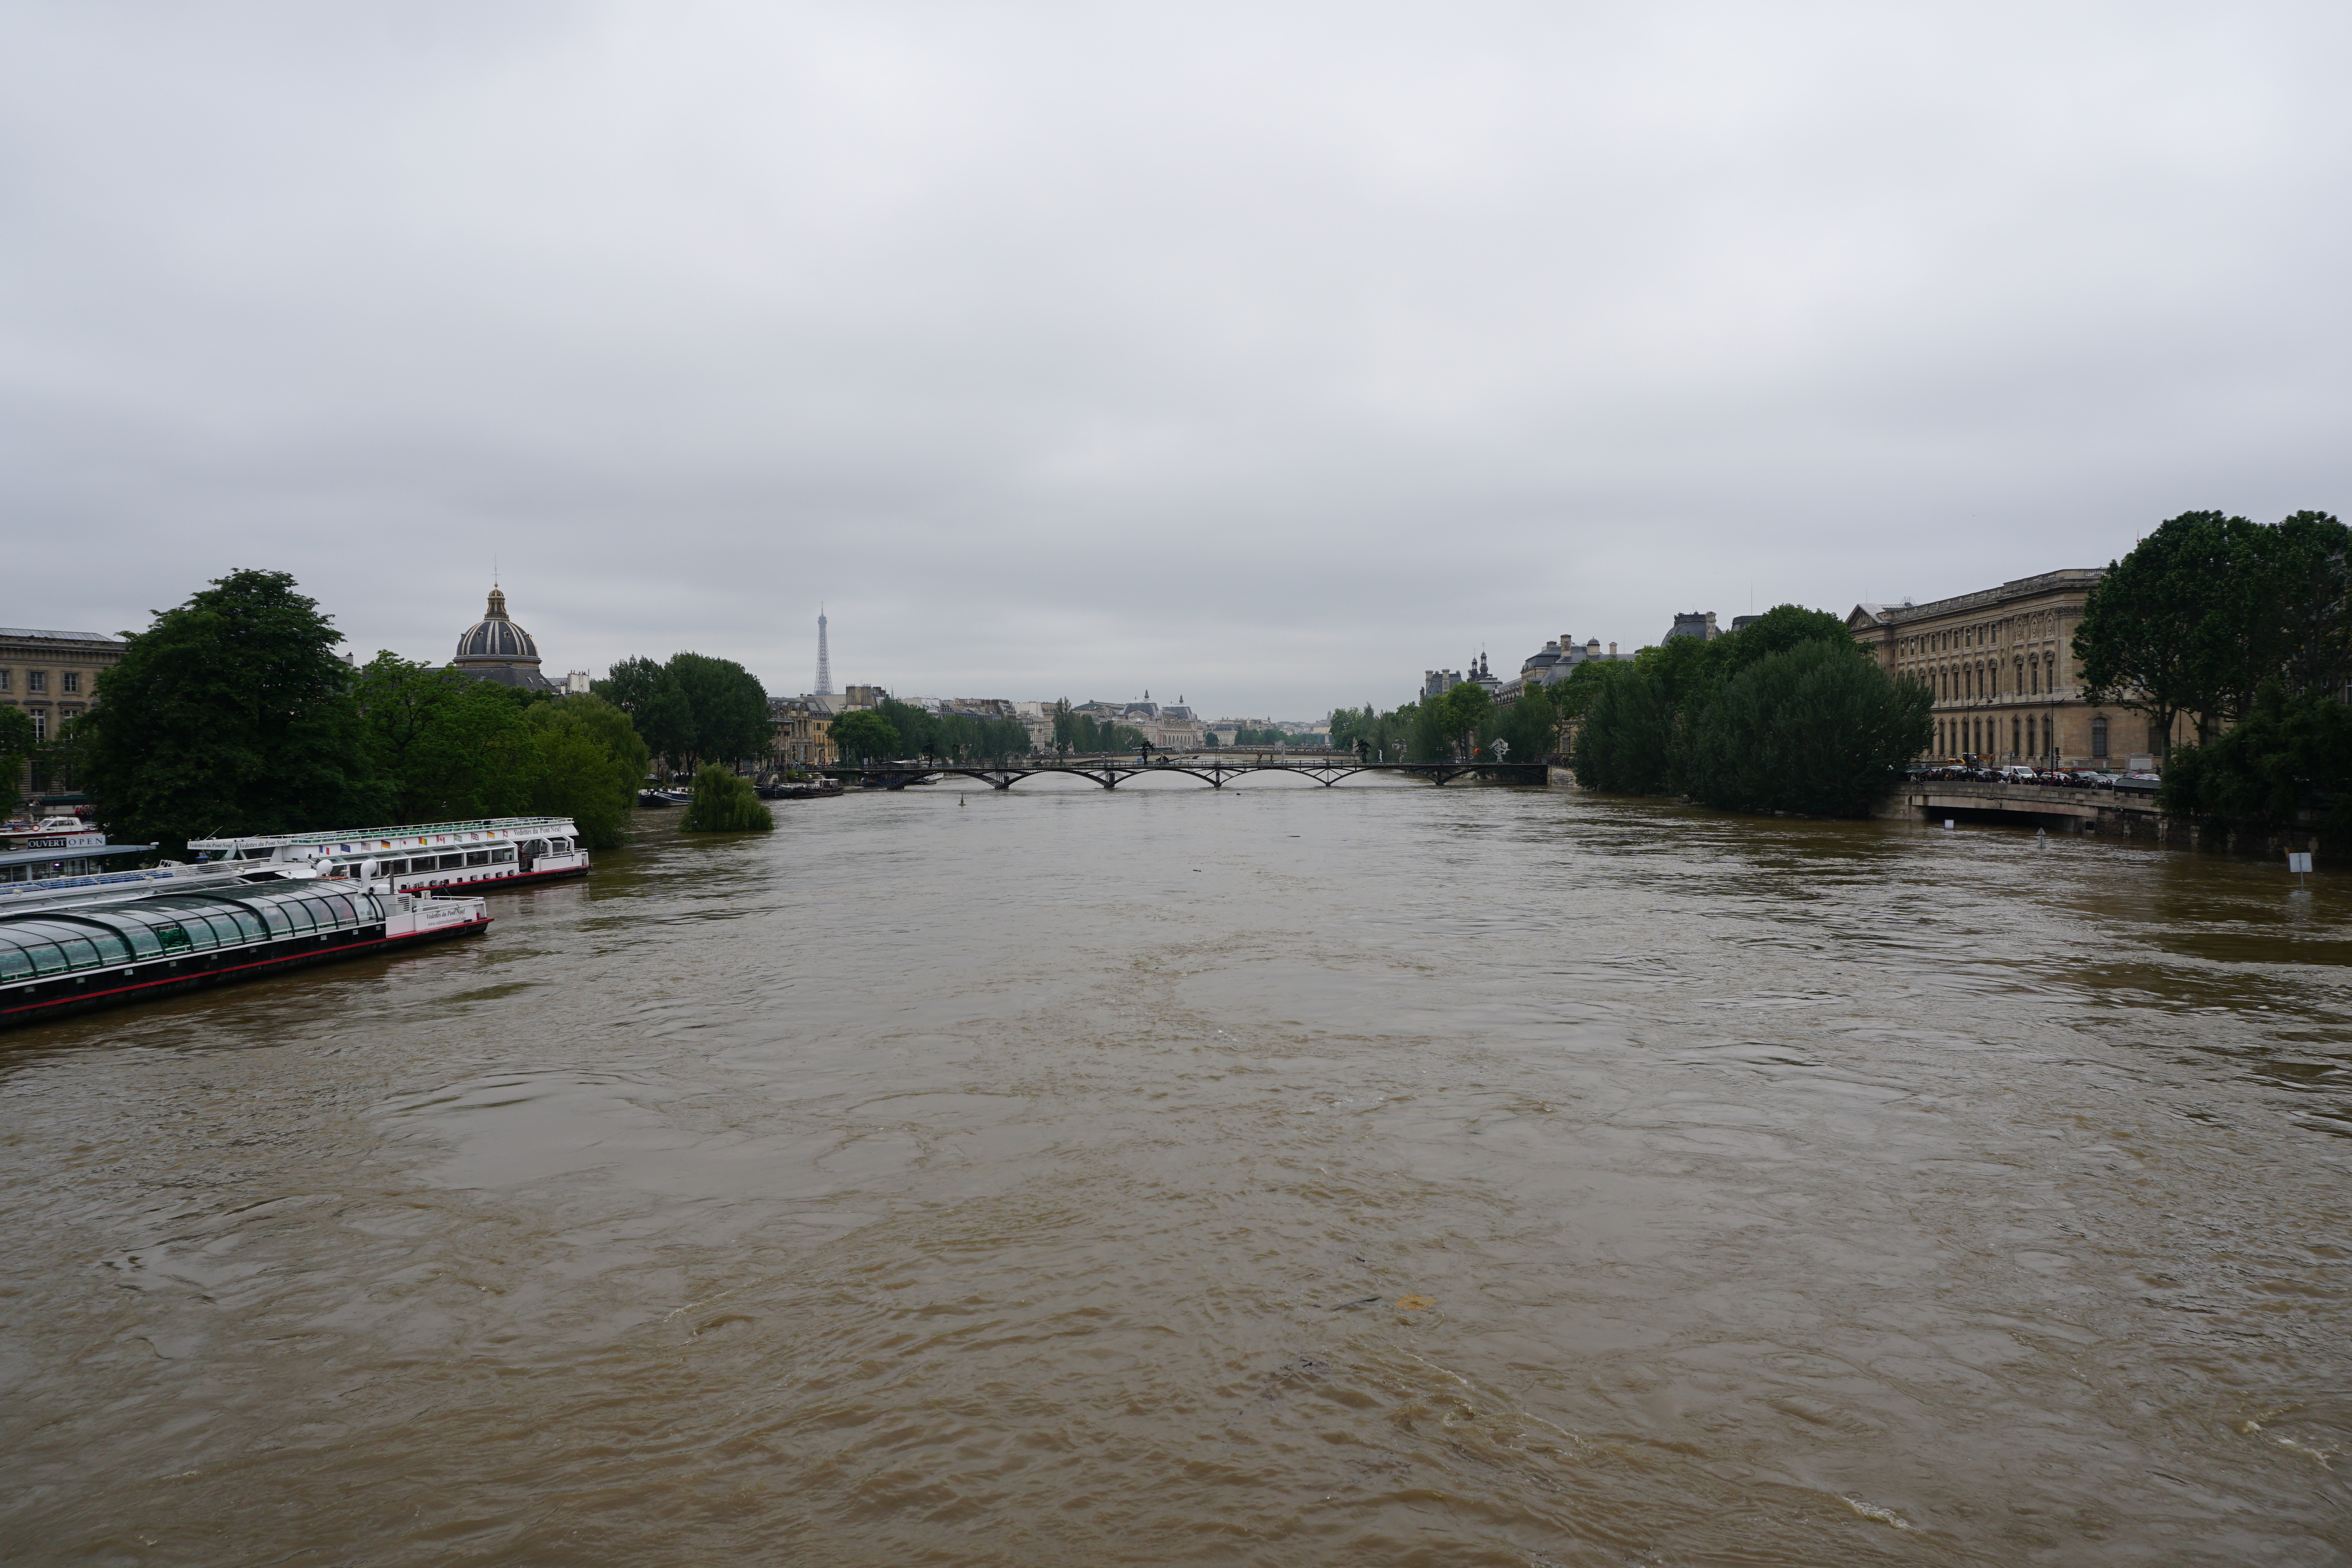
5 3 2349 720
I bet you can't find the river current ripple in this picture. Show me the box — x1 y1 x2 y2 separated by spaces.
2 780 2348 1565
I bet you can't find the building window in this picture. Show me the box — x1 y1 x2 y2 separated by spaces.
2091 716 2109 758
26 671 44 694
62 672 78 693
28 710 44 741
0 669 9 691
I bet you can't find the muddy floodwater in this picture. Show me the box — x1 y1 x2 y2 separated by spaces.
3 779 2348 1565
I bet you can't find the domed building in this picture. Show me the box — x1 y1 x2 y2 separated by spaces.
451 586 571 694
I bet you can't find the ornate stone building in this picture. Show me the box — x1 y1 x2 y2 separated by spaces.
450 587 587 695
770 696 837 766
0 627 124 747
1847 569 2190 768
0 626 125 802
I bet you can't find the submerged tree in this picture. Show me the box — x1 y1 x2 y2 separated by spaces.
680 764 774 832
1679 641 1932 817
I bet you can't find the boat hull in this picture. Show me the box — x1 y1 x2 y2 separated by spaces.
0 914 489 1030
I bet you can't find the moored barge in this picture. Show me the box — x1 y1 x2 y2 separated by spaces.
0 883 489 1029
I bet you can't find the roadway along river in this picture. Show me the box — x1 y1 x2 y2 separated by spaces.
2 780 2348 1565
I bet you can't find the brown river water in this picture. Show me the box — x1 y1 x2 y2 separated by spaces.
2 778 2348 1566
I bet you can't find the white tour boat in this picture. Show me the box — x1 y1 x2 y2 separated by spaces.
185 815 591 895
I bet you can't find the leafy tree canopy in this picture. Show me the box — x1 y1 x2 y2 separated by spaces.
2160 684 2352 838
669 652 771 765
0 704 35 816
82 569 377 851
1679 641 1932 817
680 764 774 832
827 708 901 763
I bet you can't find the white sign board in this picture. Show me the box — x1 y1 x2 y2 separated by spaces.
2287 852 2314 874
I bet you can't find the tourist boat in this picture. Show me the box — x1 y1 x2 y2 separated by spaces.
184 815 591 895
0 815 106 854
0 880 490 1029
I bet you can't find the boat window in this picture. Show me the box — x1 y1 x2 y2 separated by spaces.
380 860 408 877
437 854 466 870
464 851 490 867
492 848 515 863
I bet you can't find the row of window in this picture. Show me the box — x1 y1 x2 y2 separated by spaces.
0 670 81 694
1935 713 2170 760
1896 607 2062 658
1939 714 2063 757
1911 652 2062 701
325 847 519 878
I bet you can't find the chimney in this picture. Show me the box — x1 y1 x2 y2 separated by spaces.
1608 641 1617 657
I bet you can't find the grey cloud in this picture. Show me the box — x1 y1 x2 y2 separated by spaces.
4 2 2348 716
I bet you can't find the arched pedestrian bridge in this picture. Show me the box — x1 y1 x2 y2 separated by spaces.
824 757 1549 791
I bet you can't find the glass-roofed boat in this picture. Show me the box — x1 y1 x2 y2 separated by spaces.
0 880 490 1029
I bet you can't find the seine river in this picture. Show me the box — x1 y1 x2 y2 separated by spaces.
3 779 2348 1566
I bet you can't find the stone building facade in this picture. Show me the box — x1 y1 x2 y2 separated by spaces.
1 627 126 798
1847 569 2189 768
770 696 838 767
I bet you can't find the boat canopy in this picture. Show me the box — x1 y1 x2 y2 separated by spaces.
0 885 389 983
187 817 579 855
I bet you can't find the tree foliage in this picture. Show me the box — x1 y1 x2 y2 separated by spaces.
881 699 1032 761
81 569 378 851
354 654 541 823
1569 667 1678 793
1679 641 1933 817
0 703 37 815
1049 701 1144 755
827 708 901 763
2075 510 2352 751
594 656 694 764
592 653 765 772
680 763 774 832
519 695 650 849
74 572 650 852
1570 604 1920 816
2160 686 2352 838
669 652 771 765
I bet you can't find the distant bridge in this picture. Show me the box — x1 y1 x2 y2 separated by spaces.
823 756 1549 790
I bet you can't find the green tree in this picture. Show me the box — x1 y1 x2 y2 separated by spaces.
828 708 901 763
520 694 649 850
669 652 770 767
353 653 536 823
1438 681 1492 758
2076 511 2261 751
594 657 694 769
2266 510 2352 701
2160 684 2352 838
1570 667 1676 793
1679 641 1933 817
680 764 774 832
81 569 378 852
0 703 38 815
1492 689 1558 761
